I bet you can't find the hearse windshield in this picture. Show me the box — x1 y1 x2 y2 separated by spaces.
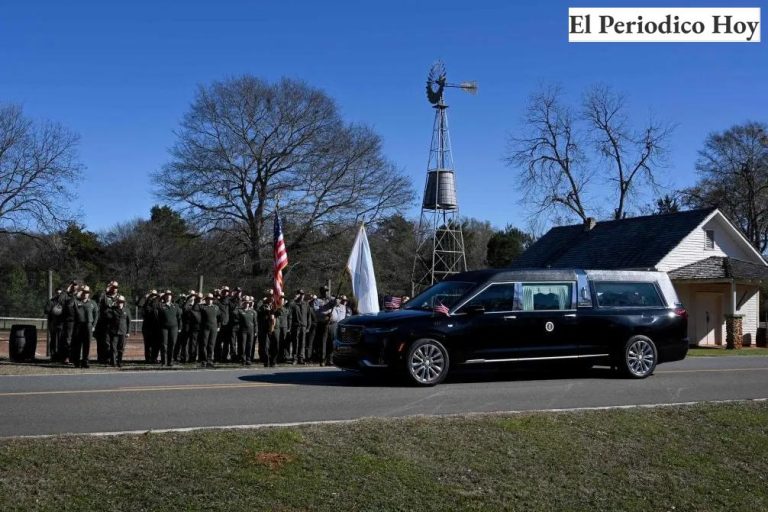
403 281 475 311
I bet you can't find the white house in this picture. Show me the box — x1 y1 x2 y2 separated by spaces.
513 208 768 347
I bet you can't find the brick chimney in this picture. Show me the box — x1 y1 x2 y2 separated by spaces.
583 217 597 232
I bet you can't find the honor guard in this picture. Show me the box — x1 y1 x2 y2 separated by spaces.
198 293 221 368
106 295 131 367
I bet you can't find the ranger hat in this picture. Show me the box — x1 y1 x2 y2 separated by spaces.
162 290 173 297
82 285 91 293
117 295 126 303
188 289 197 295
340 295 348 301
109 281 119 288
222 286 230 291
205 293 214 299
149 289 158 297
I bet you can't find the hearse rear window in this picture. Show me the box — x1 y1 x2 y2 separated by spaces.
594 282 664 308
521 283 573 311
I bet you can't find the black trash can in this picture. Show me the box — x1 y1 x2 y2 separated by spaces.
9 324 37 362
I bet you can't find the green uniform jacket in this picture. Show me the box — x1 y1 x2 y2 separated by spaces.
75 299 98 329
238 309 257 335
106 307 131 335
257 303 275 332
157 302 182 329
199 304 221 328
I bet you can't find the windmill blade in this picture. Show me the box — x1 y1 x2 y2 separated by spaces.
459 81 478 95
445 80 479 95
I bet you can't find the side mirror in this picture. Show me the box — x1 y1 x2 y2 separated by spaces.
463 304 485 315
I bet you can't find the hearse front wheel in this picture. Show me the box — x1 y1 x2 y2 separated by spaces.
405 339 450 386
620 335 658 379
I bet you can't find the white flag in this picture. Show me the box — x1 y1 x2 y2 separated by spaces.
346 224 380 314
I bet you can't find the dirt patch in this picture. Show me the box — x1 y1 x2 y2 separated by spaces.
249 451 295 470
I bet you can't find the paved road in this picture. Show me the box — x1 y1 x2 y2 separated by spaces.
1 357 767 437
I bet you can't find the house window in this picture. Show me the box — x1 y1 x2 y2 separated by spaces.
705 230 715 250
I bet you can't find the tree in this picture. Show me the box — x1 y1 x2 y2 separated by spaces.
684 122 768 253
461 218 495 270
653 194 681 215
154 75 413 278
486 225 535 268
506 85 672 223
0 104 82 234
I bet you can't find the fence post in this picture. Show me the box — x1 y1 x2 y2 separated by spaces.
198 275 204 294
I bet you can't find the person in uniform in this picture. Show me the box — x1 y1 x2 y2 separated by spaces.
312 286 335 366
288 290 308 365
229 287 244 362
257 294 277 367
95 281 119 363
275 293 291 363
327 296 349 364
157 290 182 366
255 288 273 364
139 290 160 363
56 281 78 363
181 291 201 363
44 289 63 360
198 293 221 368
214 286 232 363
106 295 131 367
237 296 257 365
72 285 98 368
303 293 317 363
172 292 188 363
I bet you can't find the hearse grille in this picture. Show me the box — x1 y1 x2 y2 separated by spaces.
339 325 364 344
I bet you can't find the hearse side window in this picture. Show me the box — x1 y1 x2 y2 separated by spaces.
403 281 475 311
593 281 664 308
461 283 517 313
520 283 573 311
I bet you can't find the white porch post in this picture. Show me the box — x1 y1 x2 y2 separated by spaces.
729 280 737 315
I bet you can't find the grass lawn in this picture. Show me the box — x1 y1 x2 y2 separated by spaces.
688 346 768 357
1 402 767 511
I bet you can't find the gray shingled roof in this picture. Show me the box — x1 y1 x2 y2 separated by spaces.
668 256 768 281
513 208 716 270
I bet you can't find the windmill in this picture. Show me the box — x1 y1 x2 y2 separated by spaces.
411 61 478 295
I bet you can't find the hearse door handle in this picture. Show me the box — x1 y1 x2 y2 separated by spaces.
503 315 517 320
564 314 577 318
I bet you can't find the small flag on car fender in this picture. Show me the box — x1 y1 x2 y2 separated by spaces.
433 302 450 316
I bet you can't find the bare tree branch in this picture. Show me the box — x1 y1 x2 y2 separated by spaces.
153 76 414 278
0 104 83 235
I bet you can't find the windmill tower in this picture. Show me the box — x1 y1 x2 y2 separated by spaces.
411 61 477 295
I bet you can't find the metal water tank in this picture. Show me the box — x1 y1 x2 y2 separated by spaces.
422 169 458 210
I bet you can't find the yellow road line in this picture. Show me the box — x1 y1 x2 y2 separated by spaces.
0 382 288 397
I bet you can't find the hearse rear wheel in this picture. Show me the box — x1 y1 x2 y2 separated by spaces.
405 339 450 386
620 335 658 379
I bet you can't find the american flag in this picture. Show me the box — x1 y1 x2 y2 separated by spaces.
384 295 402 309
273 210 288 297
433 301 450 316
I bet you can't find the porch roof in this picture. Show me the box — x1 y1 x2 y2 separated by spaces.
668 256 768 282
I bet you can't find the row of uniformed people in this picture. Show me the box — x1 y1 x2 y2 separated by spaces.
45 280 354 367
44 281 133 367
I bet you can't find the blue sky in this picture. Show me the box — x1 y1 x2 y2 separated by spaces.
1 0 766 233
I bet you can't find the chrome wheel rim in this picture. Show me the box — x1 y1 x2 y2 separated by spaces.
627 339 655 377
409 343 446 384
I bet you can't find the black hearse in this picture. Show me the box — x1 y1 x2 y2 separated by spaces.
332 269 688 386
